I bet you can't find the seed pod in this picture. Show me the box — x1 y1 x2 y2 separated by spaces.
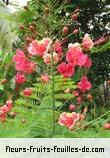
87 94 93 101
71 14 78 21
104 123 110 130
107 80 110 85
83 107 88 114
62 26 69 34
1 79 8 84
23 5 29 10
10 112 17 118
29 25 35 32
26 37 33 43
19 24 25 30
73 29 79 34
69 104 76 111
44 7 49 16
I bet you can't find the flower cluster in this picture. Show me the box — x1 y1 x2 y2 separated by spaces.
12 33 93 128
58 34 93 78
58 112 84 129
78 76 92 93
28 38 52 57
12 38 62 95
13 49 36 85
13 49 36 74
57 62 75 77
28 38 62 65
0 100 13 122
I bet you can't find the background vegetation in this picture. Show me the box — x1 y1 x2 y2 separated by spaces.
0 0 110 137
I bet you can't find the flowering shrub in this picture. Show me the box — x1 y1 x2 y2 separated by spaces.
10 32 93 130
0 0 98 136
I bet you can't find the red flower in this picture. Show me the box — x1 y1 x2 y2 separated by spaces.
77 53 87 67
66 43 86 67
23 61 36 74
23 88 33 96
83 55 92 68
82 34 94 51
15 72 26 84
0 100 13 122
13 49 36 74
78 76 92 93
57 62 74 78
53 40 63 57
58 112 80 129
13 49 25 63
1 100 13 113
28 38 52 57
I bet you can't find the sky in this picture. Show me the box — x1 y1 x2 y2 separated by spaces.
19 0 28 7
7 0 29 12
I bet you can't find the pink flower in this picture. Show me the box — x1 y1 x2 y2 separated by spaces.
1 100 13 113
28 38 52 57
72 90 79 97
23 61 36 74
15 72 26 84
83 55 92 68
69 104 76 111
53 40 63 57
77 53 87 67
13 49 26 63
40 74 50 83
28 40 46 56
78 76 92 93
66 43 86 67
0 100 13 122
57 62 75 78
43 52 59 65
77 96 83 104
23 88 33 96
82 34 94 51
13 49 26 71
13 49 36 74
58 112 80 129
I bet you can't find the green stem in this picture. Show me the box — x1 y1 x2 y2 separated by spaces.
51 48 55 135
74 111 110 132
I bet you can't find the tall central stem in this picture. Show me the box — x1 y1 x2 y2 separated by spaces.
51 49 55 135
